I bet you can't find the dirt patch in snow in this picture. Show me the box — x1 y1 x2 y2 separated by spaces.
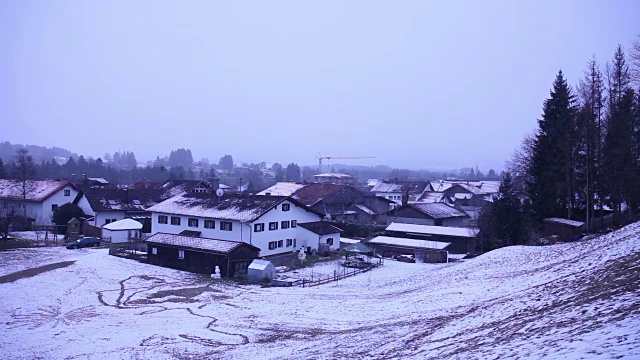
0 261 75 284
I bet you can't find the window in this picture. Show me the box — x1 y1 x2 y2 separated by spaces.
158 215 168 224
64 190 70 196
221 221 233 231
268 241 277 250
178 250 185 259
107 199 117 205
281 220 290 229
291 220 297 228
151 247 157 255
282 203 290 211
293 239 296 248
51 204 58 211
286 239 293 247
188 218 199 227
327 238 334 246
269 222 278 231
204 220 215 229
105 219 111 225
254 223 264 232
171 216 181 225
278 240 283 248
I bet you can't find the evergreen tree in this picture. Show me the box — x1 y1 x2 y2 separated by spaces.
603 88 636 220
218 154 234 170
528 70 578 221
0 157 5 178
285 163 301 182
478 172 528 251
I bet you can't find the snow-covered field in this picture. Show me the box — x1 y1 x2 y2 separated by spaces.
1 222 639 359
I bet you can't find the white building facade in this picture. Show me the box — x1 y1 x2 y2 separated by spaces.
148 194 326 257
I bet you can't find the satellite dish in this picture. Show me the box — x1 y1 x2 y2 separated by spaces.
216 189 224 197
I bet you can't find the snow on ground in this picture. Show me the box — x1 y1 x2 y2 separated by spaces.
1 223 639 359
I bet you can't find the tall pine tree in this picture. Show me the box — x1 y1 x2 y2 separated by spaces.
528 70 578 221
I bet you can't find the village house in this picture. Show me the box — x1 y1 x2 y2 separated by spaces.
82 188 166 232
370 180 433 205
258 182 393 224
312 173 357 185
147 193 331 257
0 179 84 225
297 221 343 253
381 203 469 227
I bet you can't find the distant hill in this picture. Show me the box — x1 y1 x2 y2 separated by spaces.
0 141 79 163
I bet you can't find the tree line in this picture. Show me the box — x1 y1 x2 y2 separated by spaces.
480 35 640 251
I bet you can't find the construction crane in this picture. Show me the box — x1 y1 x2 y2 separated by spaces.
316 153 375 172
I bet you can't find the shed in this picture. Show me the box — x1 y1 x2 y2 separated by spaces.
102 219 143 243
368 235 450 263
247 259 276 283
145 233 259 277
543 218 585 242
66 217 82 241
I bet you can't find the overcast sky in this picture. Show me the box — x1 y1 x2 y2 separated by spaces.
1 1 639 171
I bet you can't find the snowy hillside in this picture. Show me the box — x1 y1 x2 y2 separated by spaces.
1 222 639 359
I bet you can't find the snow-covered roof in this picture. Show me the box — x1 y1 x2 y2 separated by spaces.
454 193 473 200
415 191 445 203
313 173 354 179
0 179 73 202
386 222 479 238
340 237 361 244
102 219 143 231
543 218 585 228
146 233 252 254
257 182 306 196
87 177 109 184
469 180 501 194
148 194 322 222
409 203 468 219
355 204 376 215
369 236 451 250
367 179 380 187
248 259 274 271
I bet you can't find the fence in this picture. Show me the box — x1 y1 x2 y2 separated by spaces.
300 259 383 287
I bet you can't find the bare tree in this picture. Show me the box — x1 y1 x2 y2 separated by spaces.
630 34 640 87
13 149 36 201
504 130 536 194
0 202 17 241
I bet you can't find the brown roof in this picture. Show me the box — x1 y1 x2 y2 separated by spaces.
290 183 348 206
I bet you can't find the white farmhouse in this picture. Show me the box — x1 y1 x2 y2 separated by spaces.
0 179 84 224
147 194 332 257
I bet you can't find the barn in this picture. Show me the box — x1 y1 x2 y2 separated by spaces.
145 233 260 277
543 218 585 242
367 235 450 263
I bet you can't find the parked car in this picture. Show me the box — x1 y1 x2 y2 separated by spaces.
66 237 101 249
396 254 415 263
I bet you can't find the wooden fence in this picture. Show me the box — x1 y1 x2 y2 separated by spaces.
300 259 383 287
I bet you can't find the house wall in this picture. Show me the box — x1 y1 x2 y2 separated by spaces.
146 244 258 277
94 211 127 228
77 196 94 216
151 200 321 257
375 192 403 204
40 185 81 224
102 228 141 243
